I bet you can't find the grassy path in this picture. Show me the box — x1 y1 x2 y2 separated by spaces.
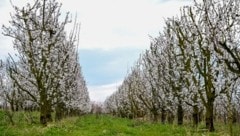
1 112 240 136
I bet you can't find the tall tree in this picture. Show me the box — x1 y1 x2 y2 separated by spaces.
2 0 86 125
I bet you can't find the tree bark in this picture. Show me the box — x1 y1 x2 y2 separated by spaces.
161 107 166 124
152 110 159 123
192 105 200 126
177 102 184 125
167 110 174 124
55 108 62 121
205 99 215 132
40 96 52 126
40 105 48 126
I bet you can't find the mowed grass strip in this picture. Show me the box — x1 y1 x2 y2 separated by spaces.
1 111 240 136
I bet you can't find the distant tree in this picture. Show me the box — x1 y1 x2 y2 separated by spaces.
0 60 4 108
125 66 147 119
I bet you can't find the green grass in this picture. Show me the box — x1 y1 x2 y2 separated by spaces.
0 110 240 136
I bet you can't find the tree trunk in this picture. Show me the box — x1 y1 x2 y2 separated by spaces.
39 88 52 126
161 107 166 124
55 101 64 121
15 103 19 111
153 113 158 122
232 108 237 124
227 93 234 136
192 105 199 126
177 102 183 125
40 100 52 126
55 106 62 121
46 100 53 122
167 110 174 124
40 105 48 126
10 99 14 112
205 100 215 132
152 110 159 123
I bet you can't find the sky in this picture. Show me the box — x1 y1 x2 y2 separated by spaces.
0 0 191 102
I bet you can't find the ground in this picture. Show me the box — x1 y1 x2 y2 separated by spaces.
0 111 239 136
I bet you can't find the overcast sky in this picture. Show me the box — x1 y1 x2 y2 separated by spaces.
0 0 191 102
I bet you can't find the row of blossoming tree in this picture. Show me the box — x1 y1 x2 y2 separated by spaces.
0 0 90 126
104 0 240 132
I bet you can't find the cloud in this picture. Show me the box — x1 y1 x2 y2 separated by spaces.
88 81 122 102
59 0 191 50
